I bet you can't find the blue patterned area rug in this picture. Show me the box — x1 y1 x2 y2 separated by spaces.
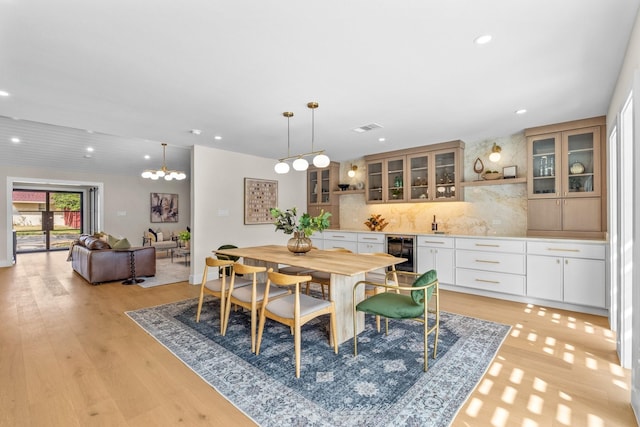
126 297 510 426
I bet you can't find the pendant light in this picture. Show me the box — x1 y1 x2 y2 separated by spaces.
308 102 330 168
274 112 293 174
141 143 187 180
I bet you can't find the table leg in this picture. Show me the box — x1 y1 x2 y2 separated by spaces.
330 272 365 345
122 251 145 285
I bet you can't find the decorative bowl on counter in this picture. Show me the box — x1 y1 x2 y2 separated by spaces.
482 171 503 180
338 184 350 191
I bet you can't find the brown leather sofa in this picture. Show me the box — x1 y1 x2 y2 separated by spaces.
71 235 156 284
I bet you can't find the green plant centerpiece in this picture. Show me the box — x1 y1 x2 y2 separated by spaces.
270 207 331 255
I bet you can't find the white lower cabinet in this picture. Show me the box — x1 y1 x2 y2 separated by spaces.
321 231 358 253
416 236 454 285
357 233 385 254
526 241 606 308
454 237 526 297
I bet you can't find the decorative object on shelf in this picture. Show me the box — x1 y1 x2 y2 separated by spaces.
570 162 585 174
356 181 365 190
141 143 187 180
473 157 484 180
364 214 389 232
269 207 331 254
503 165 517 179
338 184 350 191
482 170 503 180
489 142 502 162
274 102 330 174
347 164 358 178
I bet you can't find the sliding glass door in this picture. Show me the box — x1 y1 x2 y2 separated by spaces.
12 190 83 252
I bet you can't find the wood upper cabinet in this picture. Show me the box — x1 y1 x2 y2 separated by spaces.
365 140 464 204
525 117 606 239
307 161 340 228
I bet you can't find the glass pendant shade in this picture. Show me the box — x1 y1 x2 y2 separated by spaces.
293 158 309 171
489 143 502 162
489 152 501 162
313 153 330 168
275 161 290 174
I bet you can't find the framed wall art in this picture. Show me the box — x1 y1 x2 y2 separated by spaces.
150 192 179 223
244 178 278 224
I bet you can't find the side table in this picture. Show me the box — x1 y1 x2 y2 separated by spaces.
117 247 147 285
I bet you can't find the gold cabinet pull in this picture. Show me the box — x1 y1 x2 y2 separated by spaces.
476 259 500 264
547 248 580 253
475 278 500 284
475 243 499 247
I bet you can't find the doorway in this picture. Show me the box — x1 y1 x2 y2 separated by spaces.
12 190 83 253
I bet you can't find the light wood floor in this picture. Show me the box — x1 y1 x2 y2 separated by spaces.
0 252 635 426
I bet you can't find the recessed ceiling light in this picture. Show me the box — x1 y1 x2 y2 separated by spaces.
0 90 10 97
10 137 20 143
474 34 492 45
86 147 94 152
144 155 150 160
515 109 527 115
214 135 222 140
378 137 386 142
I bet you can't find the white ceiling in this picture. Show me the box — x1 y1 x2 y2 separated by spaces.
1 1 639 177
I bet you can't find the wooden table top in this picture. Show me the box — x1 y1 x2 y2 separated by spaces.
215 245 406 276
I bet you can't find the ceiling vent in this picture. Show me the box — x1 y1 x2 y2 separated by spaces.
353 123 383 133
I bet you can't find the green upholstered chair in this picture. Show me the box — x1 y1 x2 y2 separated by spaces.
352 269 440 371
215 244 241 278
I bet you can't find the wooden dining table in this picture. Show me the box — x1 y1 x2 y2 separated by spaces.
214 245 407 344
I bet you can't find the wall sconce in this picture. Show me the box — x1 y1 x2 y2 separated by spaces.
347 164 358 178
489 143 502 162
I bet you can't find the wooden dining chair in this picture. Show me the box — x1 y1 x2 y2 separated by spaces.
352 269 440 372
196 257 251 334
307 247 353 299
256 269 338 378
223 262 290 353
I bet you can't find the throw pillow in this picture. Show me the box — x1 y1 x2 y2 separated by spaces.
148 228 157 242
107 234 119 247
111 237 131 250
85 236 111 250
156 232 164 242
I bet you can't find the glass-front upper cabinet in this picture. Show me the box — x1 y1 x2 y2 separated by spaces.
308 168 332 205
433 150 458 200
527 126 600 199
408 153 429 201
528 133 560 198
563 127 600 197
386 156 406 202
366 160 383 203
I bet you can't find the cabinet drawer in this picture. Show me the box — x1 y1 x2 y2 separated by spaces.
455 238 525 253
456 268 525 296
527 241 605 259
417 235 454 248
456 250 525 275
323 239 358 253
322 231 357 242
357 233 385 244
358 242 385 254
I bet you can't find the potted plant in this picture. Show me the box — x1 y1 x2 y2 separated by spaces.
269 207 331 254
178 230 191 248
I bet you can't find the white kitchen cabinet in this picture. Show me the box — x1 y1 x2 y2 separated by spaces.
416 236 454 285
322 231 358 253
455 237 526 296
527 240 606 308
357 232 385 254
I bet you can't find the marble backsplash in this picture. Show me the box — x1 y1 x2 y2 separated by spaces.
336 132 529 237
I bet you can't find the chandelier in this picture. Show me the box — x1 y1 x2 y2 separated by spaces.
141 143 187 180
274 101 330 174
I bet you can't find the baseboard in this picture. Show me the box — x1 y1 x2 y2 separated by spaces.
0 258 15 268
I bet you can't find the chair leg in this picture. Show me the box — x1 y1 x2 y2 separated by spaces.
256 308 266 355
330 309 338 354
222 294 233 336
219 294 225 335
195 290 205 323
423 316 428 372
353 306 358 357
250 302 257 354
294 320 301 378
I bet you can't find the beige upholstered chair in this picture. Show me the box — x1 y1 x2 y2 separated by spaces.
256 269 338 378
223 263 289 353
352 270 440 372
196 257 251 334
307 247 353 299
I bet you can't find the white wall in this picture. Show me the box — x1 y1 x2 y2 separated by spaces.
1 164 190 266
606 7 640 424
189 145 307 283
